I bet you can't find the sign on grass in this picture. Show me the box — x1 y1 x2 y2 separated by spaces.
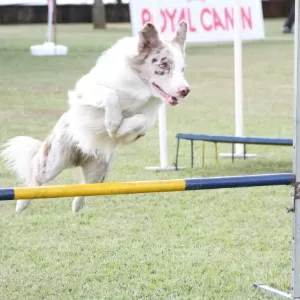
129 0 265 43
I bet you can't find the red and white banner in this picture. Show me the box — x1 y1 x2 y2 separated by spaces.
129 0 265 43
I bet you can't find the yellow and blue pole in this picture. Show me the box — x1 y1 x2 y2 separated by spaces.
0 173 294 201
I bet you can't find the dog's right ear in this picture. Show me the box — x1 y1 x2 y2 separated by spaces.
171 20 188 52
138 23 161 53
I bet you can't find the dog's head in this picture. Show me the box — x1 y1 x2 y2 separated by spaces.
134 21 190 106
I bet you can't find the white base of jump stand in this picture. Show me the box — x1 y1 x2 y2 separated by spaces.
30 42 68 56
219 153 257 159
145 166 185 172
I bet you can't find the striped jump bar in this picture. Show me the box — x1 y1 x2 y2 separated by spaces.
0 173 294 201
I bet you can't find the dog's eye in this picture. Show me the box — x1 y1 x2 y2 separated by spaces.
160 62 168 69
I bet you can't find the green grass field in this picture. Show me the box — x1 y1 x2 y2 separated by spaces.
0 20 296 299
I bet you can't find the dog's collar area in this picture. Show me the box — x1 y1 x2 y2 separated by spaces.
152 83 179 106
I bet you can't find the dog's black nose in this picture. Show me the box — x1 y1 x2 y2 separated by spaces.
179 87 190 97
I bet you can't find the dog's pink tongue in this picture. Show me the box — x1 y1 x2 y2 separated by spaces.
167 96 179 106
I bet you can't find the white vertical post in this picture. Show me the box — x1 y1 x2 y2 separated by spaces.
219 0 256 159
47 0 53 43
145 0 176 171
233 0 243 155
30 0 68 56
158 104 169 168
153 0 169 169
292 0 300 298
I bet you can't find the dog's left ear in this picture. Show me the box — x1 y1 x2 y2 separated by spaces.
171 21 188 52
138 23 161 53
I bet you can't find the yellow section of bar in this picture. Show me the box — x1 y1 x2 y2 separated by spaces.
215 143 219 164
202 141 206 168
14 180 186 200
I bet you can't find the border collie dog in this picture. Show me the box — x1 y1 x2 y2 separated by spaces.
1 21 190 213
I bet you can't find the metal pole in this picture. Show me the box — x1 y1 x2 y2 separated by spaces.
291 0 300 297
255 1 300 298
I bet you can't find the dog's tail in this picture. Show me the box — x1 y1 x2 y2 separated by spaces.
1 136 42 183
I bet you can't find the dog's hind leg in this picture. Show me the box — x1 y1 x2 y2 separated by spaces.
15 119 75 213
72 152 114 212
15 152 70 213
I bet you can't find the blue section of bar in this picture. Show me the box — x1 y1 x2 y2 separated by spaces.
0 188 15 201
185 173 294 190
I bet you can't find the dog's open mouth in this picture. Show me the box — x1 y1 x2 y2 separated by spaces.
152 83 179 106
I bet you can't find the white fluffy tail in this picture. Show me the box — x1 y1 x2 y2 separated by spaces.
1 136 42 183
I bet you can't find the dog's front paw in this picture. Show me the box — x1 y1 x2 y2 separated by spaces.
105 120 121 137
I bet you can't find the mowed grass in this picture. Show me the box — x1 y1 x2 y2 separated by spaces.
0 20 295 299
